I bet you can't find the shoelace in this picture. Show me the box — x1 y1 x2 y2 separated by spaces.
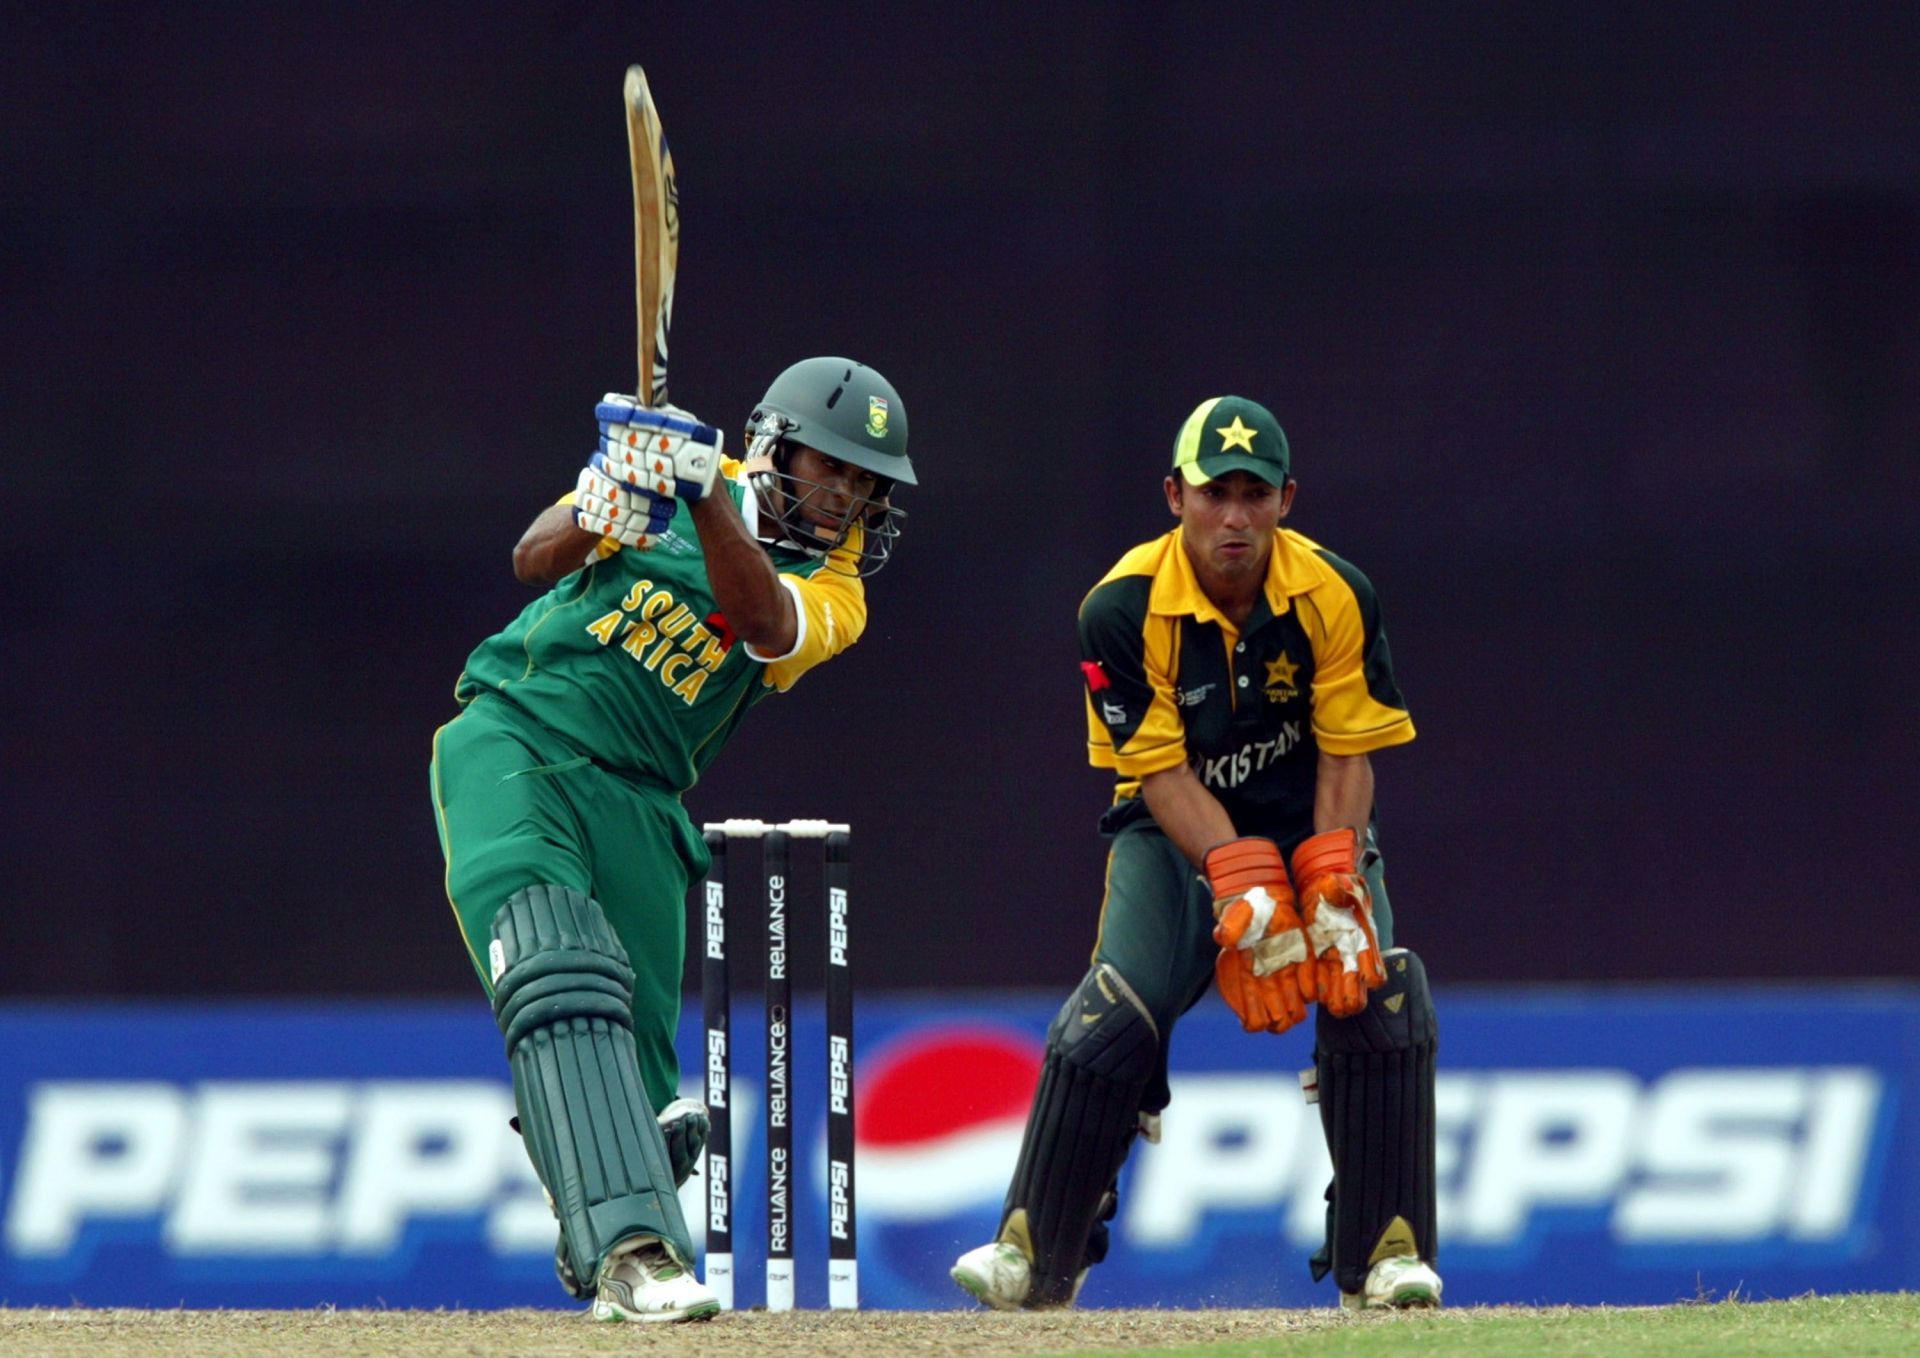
632 1247 684 1282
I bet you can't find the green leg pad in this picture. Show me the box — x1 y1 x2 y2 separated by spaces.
492 884 693 1277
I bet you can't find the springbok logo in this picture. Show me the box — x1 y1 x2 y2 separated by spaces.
866 395 890 438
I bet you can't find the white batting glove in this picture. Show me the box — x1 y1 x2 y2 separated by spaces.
574 456 674 547
595 396 724 504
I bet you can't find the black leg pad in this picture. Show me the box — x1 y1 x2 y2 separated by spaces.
1313 947 1438 1295
1001 964 1158 1305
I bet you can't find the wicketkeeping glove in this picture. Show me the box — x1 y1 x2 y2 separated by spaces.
1207 837 1318 1034
1290 829 1387 1018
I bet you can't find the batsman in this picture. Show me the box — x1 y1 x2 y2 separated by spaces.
431 66 919 1324
953 397 1440 1311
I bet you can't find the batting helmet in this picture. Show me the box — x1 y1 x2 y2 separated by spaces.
746 357 915 486
745 357 914 575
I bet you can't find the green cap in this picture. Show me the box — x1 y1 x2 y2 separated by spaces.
1170 396 1290 487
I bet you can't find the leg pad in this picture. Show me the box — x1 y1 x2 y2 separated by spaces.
1002 964 1158 1305
1313 947 1438 1295
492 885 693 1278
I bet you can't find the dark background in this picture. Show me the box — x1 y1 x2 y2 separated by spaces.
5 4 1916 999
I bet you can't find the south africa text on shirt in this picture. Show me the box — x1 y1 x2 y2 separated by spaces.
583 578 731 705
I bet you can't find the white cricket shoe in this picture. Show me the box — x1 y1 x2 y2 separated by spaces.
952 1241 1092 1310
591 1236 721 1323
951 1241 1032 1311
1341 1254 1443 1310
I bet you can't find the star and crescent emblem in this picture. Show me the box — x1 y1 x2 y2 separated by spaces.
1265 652 1299 689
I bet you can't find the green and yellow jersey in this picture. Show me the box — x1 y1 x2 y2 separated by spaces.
455 460 862 791
1080 526 1413 841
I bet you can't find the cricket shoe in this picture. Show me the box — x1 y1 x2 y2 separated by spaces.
951 1242 1089 1311
1341 1255 1443 1310
591 1237 720 1323
952 1241 1030 1310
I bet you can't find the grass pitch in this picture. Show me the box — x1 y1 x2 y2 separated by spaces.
0 1294 1913 1357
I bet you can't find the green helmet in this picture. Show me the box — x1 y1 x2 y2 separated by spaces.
745 357 914 576
747 357 915 486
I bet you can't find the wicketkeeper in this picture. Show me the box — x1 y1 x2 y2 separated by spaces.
953 396 1440 1311
432 359 915 1321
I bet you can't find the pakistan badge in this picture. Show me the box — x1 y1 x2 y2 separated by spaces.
1264 650 1300 702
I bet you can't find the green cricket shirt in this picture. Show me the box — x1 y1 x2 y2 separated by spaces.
455 463 864 790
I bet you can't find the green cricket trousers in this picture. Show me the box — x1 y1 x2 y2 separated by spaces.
430 693 709 1109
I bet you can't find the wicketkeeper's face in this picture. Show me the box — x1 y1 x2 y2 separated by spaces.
1165 470 1294 583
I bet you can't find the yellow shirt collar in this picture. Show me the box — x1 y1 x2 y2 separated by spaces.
1148 527 1322 629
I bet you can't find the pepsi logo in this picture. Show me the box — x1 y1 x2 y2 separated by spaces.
855 1026 1042 1220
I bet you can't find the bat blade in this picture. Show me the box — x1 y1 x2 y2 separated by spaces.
625 65 679 407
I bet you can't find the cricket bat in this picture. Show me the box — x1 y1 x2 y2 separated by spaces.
625 65 679 407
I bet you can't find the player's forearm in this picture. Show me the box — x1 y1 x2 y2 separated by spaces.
1141 762 1241 869
1313 752 1375 846
513 504 602 586
690 493 796 652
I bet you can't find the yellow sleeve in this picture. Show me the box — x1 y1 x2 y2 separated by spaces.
754 564 867 692
1297 564 1415 756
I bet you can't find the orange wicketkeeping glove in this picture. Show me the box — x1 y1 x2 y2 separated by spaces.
1290 829 1386 1017
1206 838 1318 1034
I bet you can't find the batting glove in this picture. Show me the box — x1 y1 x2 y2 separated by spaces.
1291 829 1387 1018
596 395 723 504
574 453 676 547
